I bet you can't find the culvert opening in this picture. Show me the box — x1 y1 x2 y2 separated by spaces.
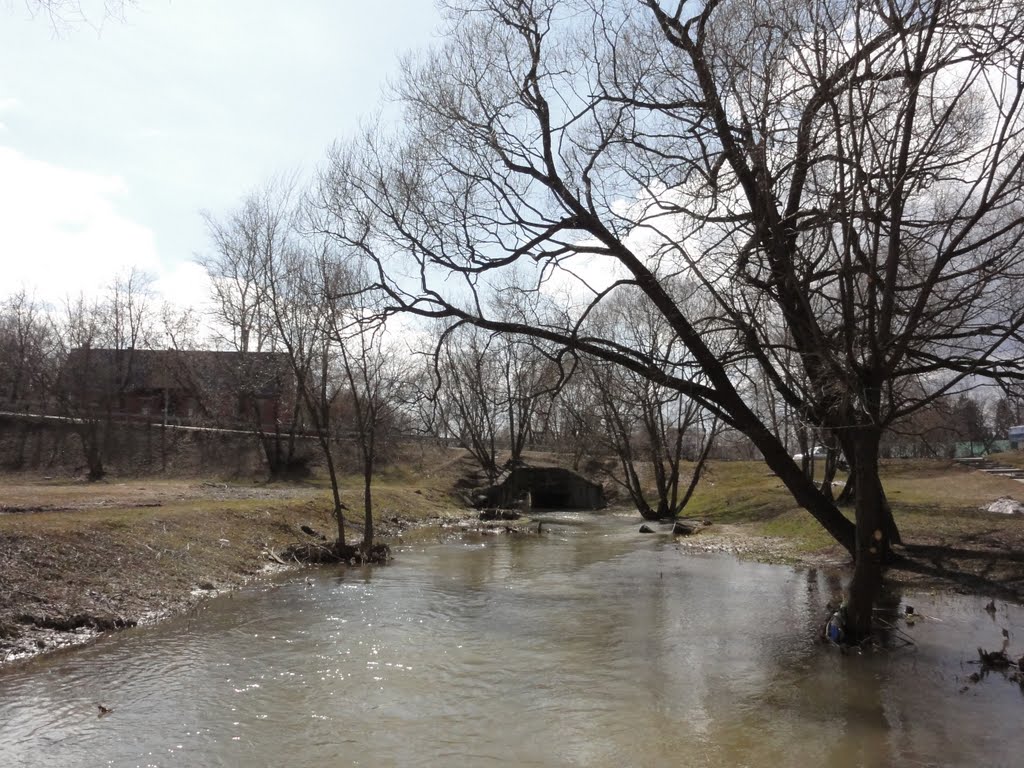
481 467 606 511
530 486 574 509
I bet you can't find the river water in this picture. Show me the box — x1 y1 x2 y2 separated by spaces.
1 511 1021 767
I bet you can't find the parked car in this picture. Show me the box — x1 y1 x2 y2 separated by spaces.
793 447 828 461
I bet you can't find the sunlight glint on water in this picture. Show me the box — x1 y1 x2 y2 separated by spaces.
1 511 1021 767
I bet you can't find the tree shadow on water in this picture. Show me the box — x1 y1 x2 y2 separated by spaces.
889 543 1024 604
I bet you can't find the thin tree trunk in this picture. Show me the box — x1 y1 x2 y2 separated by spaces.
321 441 346 548
837 467 856 505
79 423 105 481
674 422 717 513
362 457 374 552
819 449 838 501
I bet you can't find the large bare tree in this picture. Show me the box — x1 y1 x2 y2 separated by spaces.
317 0 1024 638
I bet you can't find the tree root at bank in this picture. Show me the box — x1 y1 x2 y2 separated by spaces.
276 540 392 566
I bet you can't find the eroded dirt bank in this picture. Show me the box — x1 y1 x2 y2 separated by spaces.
0 476 472 665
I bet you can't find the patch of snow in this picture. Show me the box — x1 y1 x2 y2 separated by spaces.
985 497 1024 515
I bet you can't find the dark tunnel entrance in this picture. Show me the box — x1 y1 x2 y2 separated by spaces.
481 466 605 510
530 485 574 509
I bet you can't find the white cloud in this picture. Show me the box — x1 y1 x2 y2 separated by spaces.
0 96 18 132
151 259 212 317
0 145 161 305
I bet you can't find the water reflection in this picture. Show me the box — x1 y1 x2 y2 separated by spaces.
1 512 1021 767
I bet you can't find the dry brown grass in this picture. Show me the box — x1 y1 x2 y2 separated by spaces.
0 454 469 662
677 458 1024 599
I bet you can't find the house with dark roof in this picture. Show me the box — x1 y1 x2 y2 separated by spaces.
62 348 295 430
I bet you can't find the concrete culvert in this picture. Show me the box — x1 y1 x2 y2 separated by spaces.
478 466 605 510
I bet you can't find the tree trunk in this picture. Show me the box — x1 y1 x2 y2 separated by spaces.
837 468 856 504
320 440 346 547
879 490 902 547
835 457 902 548
846 429 888 640
79 424 105 481
818 449 838 500
258 432 282 480
674 429 715 514
635 497 659 521
362 458 374 552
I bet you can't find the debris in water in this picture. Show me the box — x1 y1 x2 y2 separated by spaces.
977 648 1011 669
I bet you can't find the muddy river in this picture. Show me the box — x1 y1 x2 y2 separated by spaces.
1 511 1021 767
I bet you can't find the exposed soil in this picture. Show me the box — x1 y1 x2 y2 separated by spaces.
0 478 326 663
0 472 525 666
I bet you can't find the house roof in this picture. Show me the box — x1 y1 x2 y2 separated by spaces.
65 348 293 397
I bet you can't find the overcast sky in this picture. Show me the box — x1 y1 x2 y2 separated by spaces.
0 0 442 311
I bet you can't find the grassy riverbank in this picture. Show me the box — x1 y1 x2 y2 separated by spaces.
3 454 1023 665
0 466 464 664
679 457 1024 601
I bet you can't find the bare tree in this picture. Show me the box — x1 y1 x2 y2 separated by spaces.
535 365 603 470
582 288 719 519
419 316 561 482
248 210 353 546
198 179 308 479
0 288 54 409
198 196 279 356
51 269 156 479
993 395 1022 440
948 394 995 456
256 206 410 557
318 0 1024 638
431 322 505 481
329 299 407 555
